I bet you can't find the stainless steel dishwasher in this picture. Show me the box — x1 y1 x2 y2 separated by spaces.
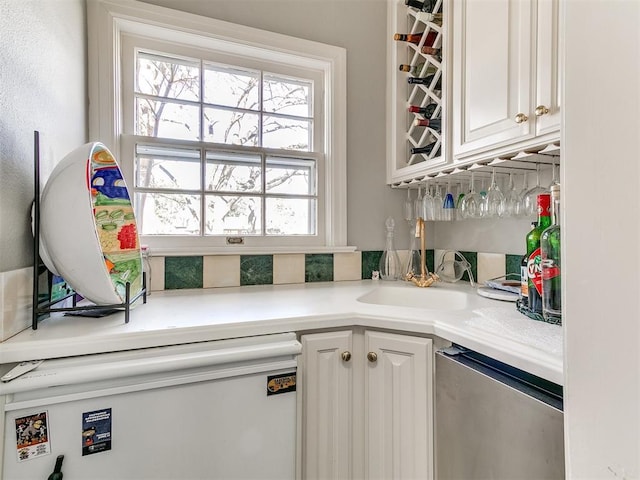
435 346 565 479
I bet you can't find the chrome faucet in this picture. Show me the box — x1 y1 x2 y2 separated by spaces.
405 217 439 288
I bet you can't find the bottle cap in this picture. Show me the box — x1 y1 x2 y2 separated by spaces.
537 193 551 216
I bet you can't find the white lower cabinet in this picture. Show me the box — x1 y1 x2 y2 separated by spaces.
299 329 434 480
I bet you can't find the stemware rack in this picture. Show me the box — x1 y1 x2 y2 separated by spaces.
31 131 146 330
391 142 561 189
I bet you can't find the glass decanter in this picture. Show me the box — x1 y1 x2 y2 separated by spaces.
379 216 401 281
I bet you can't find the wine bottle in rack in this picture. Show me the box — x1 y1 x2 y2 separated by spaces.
407 74 442 89
414 118 442 132
408 104 438 117
393 31 438 47
415 12 442 25
398 63 437 75
410 142 440 156
420 46 442 62
405 0 436 13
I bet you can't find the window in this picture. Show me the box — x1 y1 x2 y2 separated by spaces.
88 0 348 254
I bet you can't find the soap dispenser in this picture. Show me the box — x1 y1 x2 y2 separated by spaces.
379 217 401 281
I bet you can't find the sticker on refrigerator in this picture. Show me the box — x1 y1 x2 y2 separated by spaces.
15 411 51 462
82 408 112 456
266 372 296 395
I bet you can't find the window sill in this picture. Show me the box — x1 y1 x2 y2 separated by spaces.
145 245 358 257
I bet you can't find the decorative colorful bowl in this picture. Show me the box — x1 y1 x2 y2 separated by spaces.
39 142 143 305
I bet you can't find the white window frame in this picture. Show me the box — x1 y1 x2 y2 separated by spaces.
87 0 350 255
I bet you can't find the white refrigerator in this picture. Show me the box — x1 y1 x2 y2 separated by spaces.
0 332 301 479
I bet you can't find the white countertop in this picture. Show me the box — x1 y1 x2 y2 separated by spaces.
1 280 564 385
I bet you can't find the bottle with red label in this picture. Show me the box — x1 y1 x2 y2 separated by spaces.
520 222 537 309
526 193 551 316
541 185 561 323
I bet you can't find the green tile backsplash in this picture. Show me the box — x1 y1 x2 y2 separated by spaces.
158 250 522 290
240 255 273 286
361 250 382 279
305 254 334 282
165 256 203 289
505 254 523 279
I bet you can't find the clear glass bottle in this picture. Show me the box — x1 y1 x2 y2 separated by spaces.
541 185 561 323
141 245 152 295
379 217 401 281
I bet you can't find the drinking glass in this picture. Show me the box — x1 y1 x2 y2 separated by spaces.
422 185 435 221
548 162 560 188
404 188 413 222
515 172 529 217
523 164 548 217
484 168 505 218
403 189 422 280
433 185 443 221
442 182 455 221
460 172 483 219
456 181 467 221
414 185 424 219
503 173 521 217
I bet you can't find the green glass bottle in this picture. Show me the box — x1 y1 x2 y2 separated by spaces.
541 185 561 323
526 193 551 315
520 222 537 309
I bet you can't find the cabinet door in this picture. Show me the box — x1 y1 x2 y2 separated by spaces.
452 0 535 158
364 331 434 480
535 0 561 136
299 331 353 480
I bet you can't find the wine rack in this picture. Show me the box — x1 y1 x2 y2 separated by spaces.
387 0 449 184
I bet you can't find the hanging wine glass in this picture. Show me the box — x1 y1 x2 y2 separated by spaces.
404 188 413 224
503 172 521 218
414 185 424 220
460 171 483 219
433 184 443 221
403 189 421 281
515 171 529 217
422 184 435 221
523 164 549 217
442 181 455 221
456 181 467 221
548 162 560 188
484 168 506 218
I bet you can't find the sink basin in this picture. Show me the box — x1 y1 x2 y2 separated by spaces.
357 284 468 310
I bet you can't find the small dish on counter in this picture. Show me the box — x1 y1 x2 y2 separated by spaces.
39 142 143 305
476 286 519 302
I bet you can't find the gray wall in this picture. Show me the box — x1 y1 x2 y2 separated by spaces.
0 0 525 277
0 0 87 272
139 0 409 251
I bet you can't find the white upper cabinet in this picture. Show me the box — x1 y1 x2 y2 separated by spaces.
535 0 561 137
452 0 560 161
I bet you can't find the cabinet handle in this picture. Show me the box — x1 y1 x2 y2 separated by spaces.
514 113 529 124
367 352 378 363
535 105 550 116
341 351 352 362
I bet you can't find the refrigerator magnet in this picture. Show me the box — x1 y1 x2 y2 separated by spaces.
82 408 112 456
15 411 51 462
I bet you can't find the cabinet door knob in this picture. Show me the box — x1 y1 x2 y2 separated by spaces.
514 113 529 124
341 351 352 362
367 352 378 363
535 105 550 116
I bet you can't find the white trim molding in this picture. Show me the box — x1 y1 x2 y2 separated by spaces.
87 0 349 248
